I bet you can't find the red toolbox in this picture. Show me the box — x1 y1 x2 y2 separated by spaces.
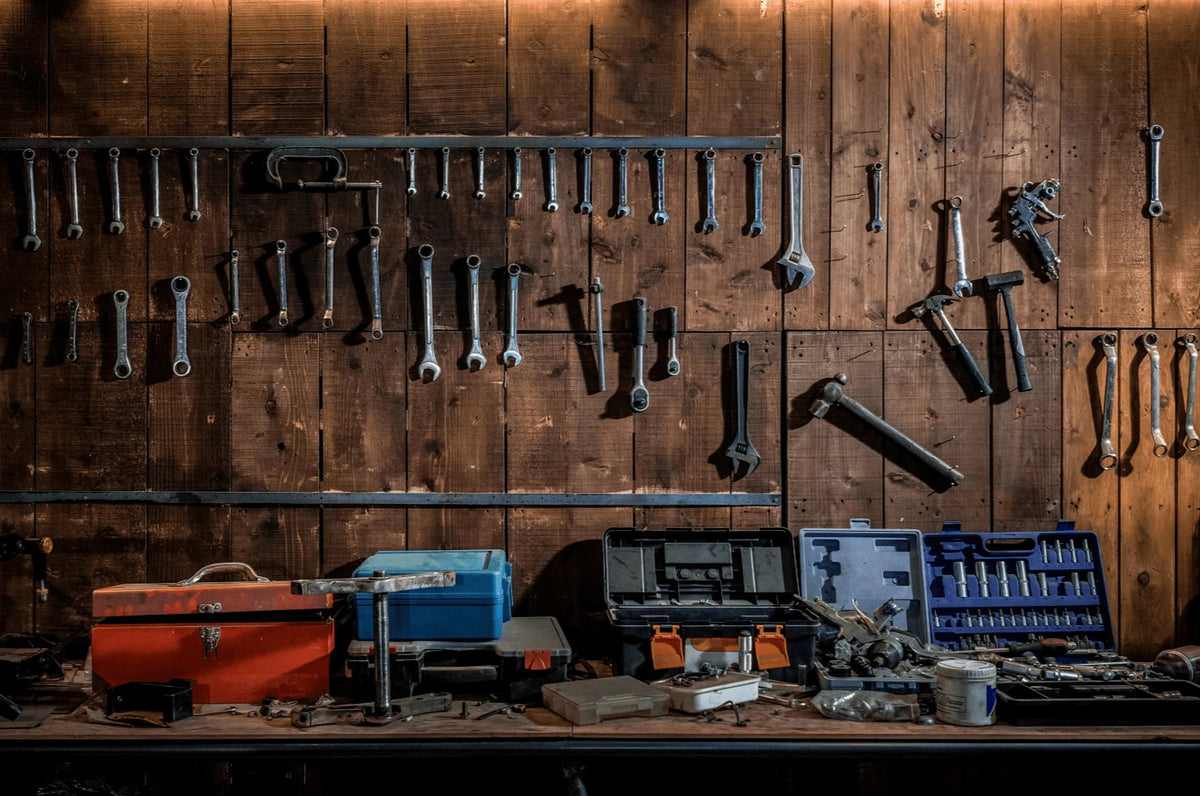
91 562 335 704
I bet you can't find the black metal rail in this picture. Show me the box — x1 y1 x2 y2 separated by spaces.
0 491 780 507
0 135 782 151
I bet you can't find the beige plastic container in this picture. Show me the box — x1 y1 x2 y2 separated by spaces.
935 659 997 726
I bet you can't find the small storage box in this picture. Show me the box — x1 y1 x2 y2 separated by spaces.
353 550 512 641
651 672 761 713
542 676 670 725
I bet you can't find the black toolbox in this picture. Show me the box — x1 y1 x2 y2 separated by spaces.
602 527 820 683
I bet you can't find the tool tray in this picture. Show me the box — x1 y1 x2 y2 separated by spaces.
996 679 1200 725
923 521 1114 655
602 527 819 683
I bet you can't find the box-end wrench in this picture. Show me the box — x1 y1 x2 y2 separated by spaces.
1098 332 1118 471
1180 333 1199 453
21 149 40 252
229 249 242 326
511 147 522 200
949 196 972 297
113 289 131 380
148 148 163 229
187 148 202 222
578 148 593 215
417 244 440 381
778 154 814 289
474 147 486 200
368 227 383 340
629 297 649 412
66 300 79 363
172 276 192 377
544 148 558 212
1146 124 1164 218
107 148 125 235
275 240 289 327
651 148 668 225
724 340 760 478
1143 332 1168 458
465 255 486 371
64 149 83 239
615 148 630 218
702 148 718 233
590 278 606 391
665 305 680 376
322 227 338 329
20 312 32 366
439 147 451 200
868 162 885 232
503 263 524 368
406 148 417 196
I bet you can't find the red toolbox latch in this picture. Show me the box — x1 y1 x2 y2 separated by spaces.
524 649 551 671
754 624 790 670
651 624 685 669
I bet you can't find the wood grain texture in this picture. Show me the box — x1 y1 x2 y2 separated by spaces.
508 0 591 136
592 0 686 136
0 315 36 489
406 507 505 551
48 0 147 136
407 0 506 134
321 507 406 577
0 1 46 137
687 0 783 136
0 505 35 634
231 507 320 580
148 0 229 136
231 0 324 136
325 0 407 136
1149 0 1200 328
830 0 889 331
0 151 49 317
1058 0 1150 328
1175 329 1200 642
147 505 231 582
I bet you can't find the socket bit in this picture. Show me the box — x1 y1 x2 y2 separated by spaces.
997 561 1010 598
1016 560 1031 597
975 561 990 598
953 561 969 598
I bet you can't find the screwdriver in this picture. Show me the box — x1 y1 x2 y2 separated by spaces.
968 637 1075 658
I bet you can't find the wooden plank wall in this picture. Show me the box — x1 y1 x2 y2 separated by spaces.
0 0 1196 661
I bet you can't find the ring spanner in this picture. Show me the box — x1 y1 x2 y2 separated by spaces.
1098 333 1118 471
417 244 440 381
465 255 486 371
171 276 191 377
1180 334 1199 454
1143 332 1167 458
503 263 524 368
368 227 383 340
113 289 131 380
322 227 338 329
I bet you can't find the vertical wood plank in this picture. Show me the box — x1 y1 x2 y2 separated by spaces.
0 313 37 489
0 1 46 137
1058 0 1149 328
231 507 320 580
592 0 686 136
148 0 229 136
325 0 407 136
1175 330 1200 642
686 0 783 136
407 0 506 134
0 150 49 317
0 506 36 635
321 507 405 577
508 0 591 136
231 0 324 136
321 337 406 493
406 508 506 552
731 333 783 530
147 506 231 581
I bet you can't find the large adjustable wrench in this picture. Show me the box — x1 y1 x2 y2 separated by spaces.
465 255 486 371
809 373 965 486
503 263 524 368
172 276 192 377
1098 333 1118 471
778 154 814 289
417 244 440 381
1180 334 1199 454
1143 332 1168 458
724 340 760 478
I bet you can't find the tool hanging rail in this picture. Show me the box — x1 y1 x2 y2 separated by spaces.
0 491 781 507
0 135 782 151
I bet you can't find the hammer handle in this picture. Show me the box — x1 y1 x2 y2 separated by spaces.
954 342 993 397
1000 289 1032 392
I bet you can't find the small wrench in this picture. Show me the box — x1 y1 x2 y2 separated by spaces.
665 305 680 377
113 289 131 380
544 148 558 212
148 148 163 229
949 196 971 297
615 148 630 218
187 148 201 221
229 249 242 326
275 240 289 327
578 148 593 214
21 149 40 252
64 149 83 239
503 263 524 368
417 244 440 381
107 148 125 235
322 227 338 329
748 152 765 237
630 297 649 412
724 340 760 478
1098 332 1118 471
465 255 486 371
702 148 718 233
66 300 79 363
1181 334 1199 454
172 276 191 377
511 147 522 200
778 154 814 289
590 278 605 391
474 147 486 200
20 312 32 366
868 162 885 232
368 227 383 340
1146 125 1164 218
439 147 451 200
1143 332 1167 457
406 148 417 196
651 148 668 225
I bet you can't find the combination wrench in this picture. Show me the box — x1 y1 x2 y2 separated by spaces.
615 148 630 218
406 148 417 196
665 305 680 377
1143 332 1167 457
172 276 192 377
1146 124 1164 218
21 149 40 252
590 278 605 391
724 340 760 478
630 297 649 412
1098 333 1118 471
1180 334 1199 453
275 240 289 327
417 244 440 381
578 148 593 214
503 263 524 368
748 152 765 236
511 148 522 200
21 312 32 366
107 148 125 235
368 227 383 340
702 148 718 233
778 154 815 289
187 148 201 221
465 255 486 371
148 148 163 229
64 149 83 239
651 148 668 225
439 147 451 200
474 147 486 200
949 196 971 297
869 162 885 232
66 300 79 363
544 148 558 212
229 249 242 326
322 227 338 329
113 289 131 380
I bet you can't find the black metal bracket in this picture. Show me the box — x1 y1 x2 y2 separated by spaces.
0 491 780 507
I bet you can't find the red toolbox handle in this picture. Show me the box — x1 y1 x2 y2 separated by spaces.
174 562 270 587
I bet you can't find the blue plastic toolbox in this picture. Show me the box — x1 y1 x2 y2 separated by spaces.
353 550 513 641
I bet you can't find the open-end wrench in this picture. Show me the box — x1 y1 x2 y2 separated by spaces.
148 148 163 229
172 276 192 377
113 289 131 380
322 227 338 329
229 249 242 326
665 305 680 376
439 147 451 200
724 340 760 478
949 196 971 297
474 147 486 200
869 162 885 232
275 240 289 327
66 300 79 363
748 152 765 236
702 148 718 233
417 244 440 381
64 149 83 239
778 154 814 289
651 148 668 225
406 148 417 196
368 227 383 340
1143 332 1167 457
1180 333 1199 454
578 148 593 214
1099 333 1118 471
1146 124 1164 218
590 278 605 391
511 147 522 200
465 255 486 371
630 297 649 412
21 312 32 366
503 263 524 368
107 148 124 235
545 148 558 212
187 148 201 221
20 149 40 252
615 148 630 218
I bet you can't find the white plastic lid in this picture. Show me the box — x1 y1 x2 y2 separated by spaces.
936 658 996 680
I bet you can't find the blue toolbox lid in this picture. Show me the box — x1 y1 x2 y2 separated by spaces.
353 550 513 609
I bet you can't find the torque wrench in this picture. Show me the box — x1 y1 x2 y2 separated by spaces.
949 196 972 297
511 147 522 200
665 305 680 376
590 278 605 391
148 148 163 229
1099 333 1118 470
113 289 131 380
187 148 201 221
651 148 668 225
171 276 191 377
748 152 765 236
545 148 558 212
406 148 417 196
778 154 814 289
724 340 760 477
1181 333 1199 453
368 227 383 340
1146 124 1164 218
275 240 289 327
21 149 40 251
465 255 485 371
630 297 649 412
1143 332 1168 457
503 263 524 368
702 148 718 233
322 227 338 329
20 312 32 366
107 148 124 234
869 162 885 232
615 148 630 218
229 249 242 326
417 244 440 381
66 300 79 363
64 149 83 239
578 148 593 214
439 147 451 200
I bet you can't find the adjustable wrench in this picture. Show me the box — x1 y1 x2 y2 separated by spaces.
949 196 971 297
21 312 32 366
1180 333 1199 453
651 148 668 225
187 148 201 221
465 255 486 371
172 276 192 377
578 148 593 214
1146 125 1164 218
629 297 649 412
113 290 131 380
439 147 451 200
1098 333 1118 471
868 162 885 232
148 148 163 229
1143 332 1167 457
417 244 440 381
368 227 383 340
590 278 606 391
702 148 718 233
322 227 338 329
275 240 289 327
229 249 242 326
748 152 765 236
724 340 760 478
66 300 79 362
778 154 814 289
107 148 125 234
665 305 680 376
64 149 83 239
503 263 524 368
511 147 522 200
20 149 40 252
615 148 630 218
474 147 486 200
406 148 417 196
544 148 558 212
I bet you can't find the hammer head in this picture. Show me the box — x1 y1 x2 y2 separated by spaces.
983 270 1025 292
912 294 957 319
808 374 848 418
